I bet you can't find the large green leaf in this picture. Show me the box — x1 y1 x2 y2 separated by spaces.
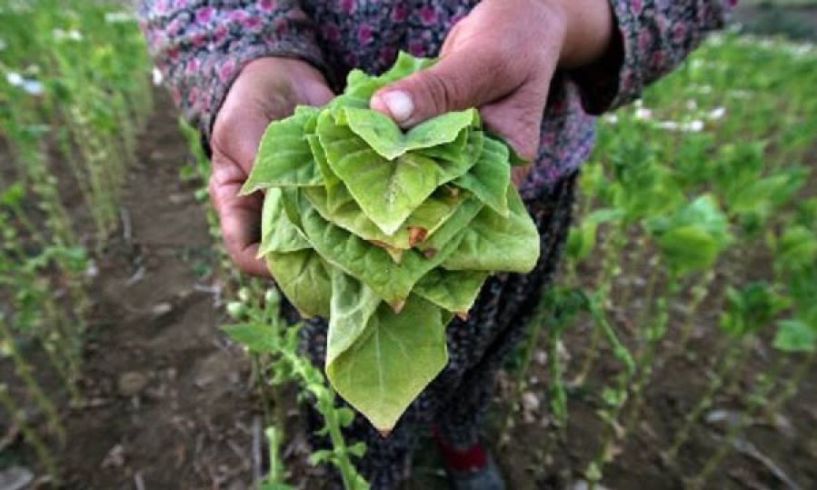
338 106 479 160
371 51 436 86
265 250 331 318
328 52 436 115
403 189 466 243
656 225 719 274
773 319 816 353
296 194 464 308
442 186 540 273
259 188 310 256
326 270 382 367
418 128 470 162
344 51 435 97
453 135 511 217
304 186 466 254
241 107 323 194
317 112 476 235
648 195 731 275
413 269 488 315
307 134 343 206
304 186 412 250
326 293 448 432
417 196 485 255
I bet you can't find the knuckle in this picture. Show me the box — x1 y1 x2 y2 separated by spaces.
419 70 463 112
207 172 231 207
207 176 220 207
211 104 241 156
222 232 242 261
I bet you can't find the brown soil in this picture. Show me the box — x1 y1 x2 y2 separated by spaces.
58 95 260 489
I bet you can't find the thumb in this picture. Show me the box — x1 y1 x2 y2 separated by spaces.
370 49 517 128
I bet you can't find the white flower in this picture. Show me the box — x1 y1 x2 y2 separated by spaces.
635 107 653 121
6 71 23 87
152 67 164 86
684 120 705 133
603 114 619 125
53 28 83 42
5 72 44 96
686 99 698 111
105 12 136 24
708 107 727 120
0 38 6 51
655 119 705 133
22 79 44 96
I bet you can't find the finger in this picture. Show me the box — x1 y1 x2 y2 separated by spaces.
209 160 270 278
211 60 334 175
211 96 276 176
479 80 551 161
300 78 335 107
370 46 519 128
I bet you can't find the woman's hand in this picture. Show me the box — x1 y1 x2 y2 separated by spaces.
370 0 614 185
210 58 333 276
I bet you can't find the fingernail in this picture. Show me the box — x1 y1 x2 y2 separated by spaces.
379 91 414 123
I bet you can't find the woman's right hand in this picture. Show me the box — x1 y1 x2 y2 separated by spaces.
209 57 333 276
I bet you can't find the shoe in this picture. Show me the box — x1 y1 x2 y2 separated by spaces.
432 427 506 490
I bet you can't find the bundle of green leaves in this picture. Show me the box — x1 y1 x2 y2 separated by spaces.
242 52 540 432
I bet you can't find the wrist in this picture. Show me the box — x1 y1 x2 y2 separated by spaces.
542 0 615 69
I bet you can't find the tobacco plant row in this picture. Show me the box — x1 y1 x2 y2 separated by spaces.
0 0 152 481
504 32 817 488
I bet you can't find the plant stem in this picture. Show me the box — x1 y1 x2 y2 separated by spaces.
664 335 749 462
689 357 786 489
0 384 59 482
265 426 287 485
575 227 626 383
499 297 550 444
675 271 716 355
763 350 816 421
0 317 65 442
547 327 568 429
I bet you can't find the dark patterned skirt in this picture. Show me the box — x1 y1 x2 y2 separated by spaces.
297 172 578 489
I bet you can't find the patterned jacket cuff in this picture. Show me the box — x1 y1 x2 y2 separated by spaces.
569 0 736 115
567 0 638 115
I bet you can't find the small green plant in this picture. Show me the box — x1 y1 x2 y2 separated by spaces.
223 288 369 489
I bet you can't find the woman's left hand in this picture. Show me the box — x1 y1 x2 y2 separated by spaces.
370 0 614 186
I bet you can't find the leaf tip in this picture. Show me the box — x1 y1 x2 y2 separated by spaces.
238 182 260 197
408 227 428 247
390 299 407 314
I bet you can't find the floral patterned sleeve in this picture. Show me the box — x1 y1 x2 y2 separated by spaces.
137 0 328 141
573 0 738 114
